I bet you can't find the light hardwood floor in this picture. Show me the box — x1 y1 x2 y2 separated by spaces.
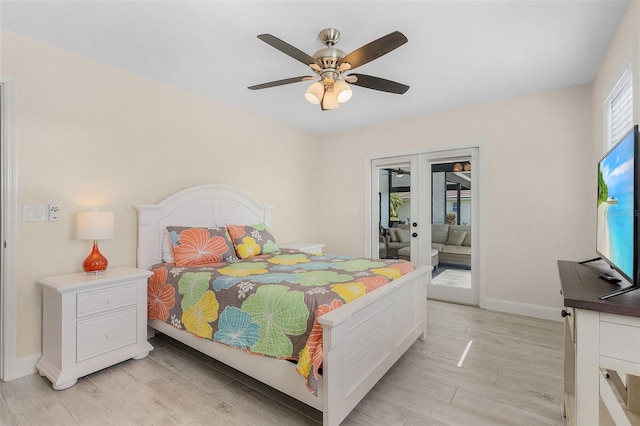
0 301 564 425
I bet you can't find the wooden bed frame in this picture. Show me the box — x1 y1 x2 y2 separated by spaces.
136 184 430 426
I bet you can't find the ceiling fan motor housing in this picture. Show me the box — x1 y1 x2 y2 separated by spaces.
312 28 347 82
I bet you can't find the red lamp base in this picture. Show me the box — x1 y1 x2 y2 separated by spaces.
83 241 108 273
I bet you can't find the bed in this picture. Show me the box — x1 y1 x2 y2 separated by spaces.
136 184 430 426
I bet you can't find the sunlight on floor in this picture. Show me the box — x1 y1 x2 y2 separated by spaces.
432 268 471 289
457 340 474 367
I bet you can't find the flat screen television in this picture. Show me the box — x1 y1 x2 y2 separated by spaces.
595 125 640 299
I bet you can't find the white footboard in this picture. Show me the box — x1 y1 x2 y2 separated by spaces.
319 265 429 426
147 265 429 425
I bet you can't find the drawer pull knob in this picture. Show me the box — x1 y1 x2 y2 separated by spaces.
561 309 571 318
105 331 114 339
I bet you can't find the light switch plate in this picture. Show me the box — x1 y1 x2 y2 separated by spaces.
23 204 47 222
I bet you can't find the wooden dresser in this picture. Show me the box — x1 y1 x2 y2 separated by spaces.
558 260 640 425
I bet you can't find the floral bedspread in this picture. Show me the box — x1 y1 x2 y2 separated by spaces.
147 249 415 394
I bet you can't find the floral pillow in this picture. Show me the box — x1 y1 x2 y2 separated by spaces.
165 226 238 266
227 223 280 259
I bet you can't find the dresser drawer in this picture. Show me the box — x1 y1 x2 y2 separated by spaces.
600 314 640 363
76 283 137 318
76 307 137 362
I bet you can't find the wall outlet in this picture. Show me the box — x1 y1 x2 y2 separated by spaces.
48 204 60 222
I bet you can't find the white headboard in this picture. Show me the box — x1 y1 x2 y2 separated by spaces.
135 184 272 270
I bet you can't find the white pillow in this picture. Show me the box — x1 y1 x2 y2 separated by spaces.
162 229 175 263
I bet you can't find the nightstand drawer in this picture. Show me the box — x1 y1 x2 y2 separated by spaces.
76 283 137 318
76 307 137 362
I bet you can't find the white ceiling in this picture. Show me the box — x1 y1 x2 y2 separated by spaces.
0 1 628 135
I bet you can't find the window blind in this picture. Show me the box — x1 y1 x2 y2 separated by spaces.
610 69 633 147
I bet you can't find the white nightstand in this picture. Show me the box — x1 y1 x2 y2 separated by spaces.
36 266 153 390
279 242 325 254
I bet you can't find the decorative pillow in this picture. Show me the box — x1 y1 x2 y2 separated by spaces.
165 226 238 266
397 229 411 243
227 223 279 259
388 228 399 242
431 224 450 245
446 230 467 246
463 232 472 247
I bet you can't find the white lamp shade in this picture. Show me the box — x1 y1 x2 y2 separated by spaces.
334 80 352 103
76 211 114 240
305 81 324 104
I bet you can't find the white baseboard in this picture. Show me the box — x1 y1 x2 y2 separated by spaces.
482 297 562 322
5 353 40 381
4 301 560 381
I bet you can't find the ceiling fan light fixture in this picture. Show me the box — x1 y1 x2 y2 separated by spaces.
334 79 352 103
322 88 340 110
305 81 324 104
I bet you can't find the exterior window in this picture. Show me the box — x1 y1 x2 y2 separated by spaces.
607 67 633 149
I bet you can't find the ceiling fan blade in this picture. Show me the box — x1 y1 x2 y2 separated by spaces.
257 34 320 67
248 76 315 90
349 73 410 94
338 31 408 70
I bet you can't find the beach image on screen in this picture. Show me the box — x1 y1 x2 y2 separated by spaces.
597 131 635 279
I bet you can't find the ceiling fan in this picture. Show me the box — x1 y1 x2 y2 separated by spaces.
383 168 411 177
248 28 410 111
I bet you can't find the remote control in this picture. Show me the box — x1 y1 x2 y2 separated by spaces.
599 272 621 283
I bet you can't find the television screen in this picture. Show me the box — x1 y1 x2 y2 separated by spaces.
596 128 637 283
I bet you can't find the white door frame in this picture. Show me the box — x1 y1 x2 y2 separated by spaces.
365 141 486 308
369 156 419 263
1 75 18 380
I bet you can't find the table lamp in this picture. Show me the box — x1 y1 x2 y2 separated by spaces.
76 210 114 273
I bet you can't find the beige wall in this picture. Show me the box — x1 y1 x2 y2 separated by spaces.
1 31 319 358
316 85 593 309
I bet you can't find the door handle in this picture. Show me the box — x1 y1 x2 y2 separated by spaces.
412 222 418 227
412 233 418 238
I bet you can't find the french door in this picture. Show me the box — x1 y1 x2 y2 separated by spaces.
369 155 420 265
423 148 479 306
367 146 481 307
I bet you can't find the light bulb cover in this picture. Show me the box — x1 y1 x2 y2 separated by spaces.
334 80 352 103
305 82 324 105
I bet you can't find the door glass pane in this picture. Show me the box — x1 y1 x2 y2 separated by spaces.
377 166 410 260
431 161 472 291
